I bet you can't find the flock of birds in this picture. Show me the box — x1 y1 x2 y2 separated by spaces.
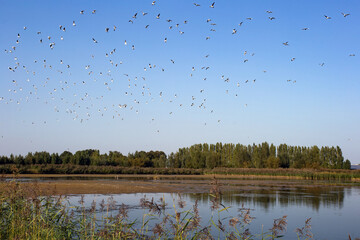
2 1 356 132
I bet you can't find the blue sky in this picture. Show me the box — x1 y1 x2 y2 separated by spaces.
1 0 359 163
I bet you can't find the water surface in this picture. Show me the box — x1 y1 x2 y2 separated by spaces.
57 178 360 239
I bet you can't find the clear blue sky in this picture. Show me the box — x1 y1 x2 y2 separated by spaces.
1 0 359 163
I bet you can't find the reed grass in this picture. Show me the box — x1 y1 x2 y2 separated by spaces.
1 164 360 181
205 168 360 181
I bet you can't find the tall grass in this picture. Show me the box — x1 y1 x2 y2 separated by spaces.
0 180 73 239
205 168 360 181
0 164 204 175
1 164 360 181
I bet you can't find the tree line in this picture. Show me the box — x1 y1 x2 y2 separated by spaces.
0 142 351 170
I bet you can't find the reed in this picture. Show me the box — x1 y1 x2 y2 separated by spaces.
2 164 360 182
205 168 360 181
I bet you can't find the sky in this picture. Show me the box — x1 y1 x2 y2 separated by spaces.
0 0 359 163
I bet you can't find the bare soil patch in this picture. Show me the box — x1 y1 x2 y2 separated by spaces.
2 174 356 195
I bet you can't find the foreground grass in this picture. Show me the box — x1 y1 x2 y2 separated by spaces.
0 177 326 240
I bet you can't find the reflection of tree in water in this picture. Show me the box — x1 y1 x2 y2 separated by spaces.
185 186 346 211
277 186 345 211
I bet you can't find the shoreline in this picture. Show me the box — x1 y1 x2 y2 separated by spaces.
3 172 360 181
2 173 359 195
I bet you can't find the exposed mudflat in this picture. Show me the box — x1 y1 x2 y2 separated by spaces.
2 174 357 195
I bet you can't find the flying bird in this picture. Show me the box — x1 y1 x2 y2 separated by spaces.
210 2 215 8
341 12 350 17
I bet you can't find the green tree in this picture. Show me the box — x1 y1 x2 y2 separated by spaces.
335 146 344 169
343 159 351 170
252 145 264 168
308 146 320 168
278 144 290 168
205 151 218 169
51 153 61 164
60 151 73 164
266 156 279 168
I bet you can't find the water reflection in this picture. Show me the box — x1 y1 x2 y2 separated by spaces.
64 185 360 240
185 186 346 211
7 176 350 210
65 184 350 217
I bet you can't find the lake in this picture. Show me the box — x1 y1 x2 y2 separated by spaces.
352 165 360 170
15 175 359 239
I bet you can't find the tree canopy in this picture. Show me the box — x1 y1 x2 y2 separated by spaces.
0 142 351 170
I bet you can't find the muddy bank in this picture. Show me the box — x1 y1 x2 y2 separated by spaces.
2 174 358 195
